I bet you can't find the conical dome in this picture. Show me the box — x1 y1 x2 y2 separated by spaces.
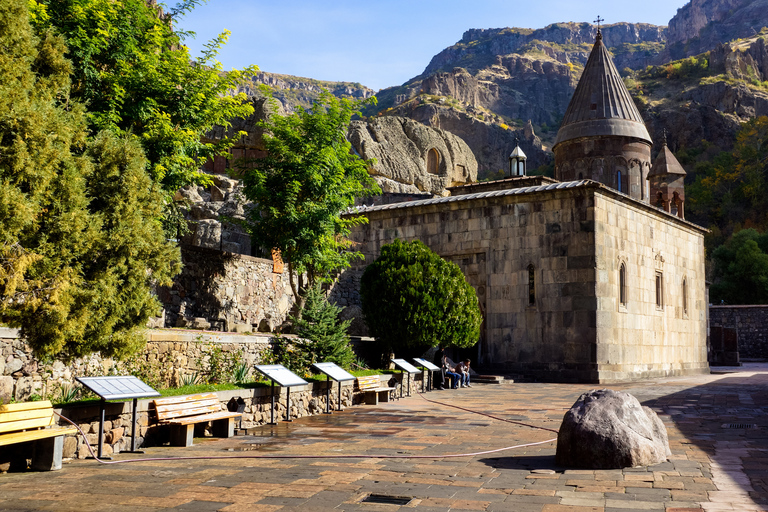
554 32 651 148
649 143 686 177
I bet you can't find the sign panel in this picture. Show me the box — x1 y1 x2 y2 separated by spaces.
412 358 440 371
255 364 308 387
391 358 421 374
311 362 355 382
76 376 160 401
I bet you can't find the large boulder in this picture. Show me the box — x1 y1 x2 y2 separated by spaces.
556 389 670 469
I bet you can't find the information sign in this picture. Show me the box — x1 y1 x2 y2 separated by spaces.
412 358 440 371
75 376 160 457
311 362 355 382
391 358 420 374
76 376 160 401
255 365 308 387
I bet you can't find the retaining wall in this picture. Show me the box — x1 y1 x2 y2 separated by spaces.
709 305 768 360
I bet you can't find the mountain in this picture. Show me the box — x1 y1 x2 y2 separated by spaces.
365 22 669 177
665 0 768 59
234 72 375 113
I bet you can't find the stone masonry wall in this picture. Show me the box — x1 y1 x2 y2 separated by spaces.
594 193 709 382
0 328 275 403
157 246 296 333
339 181 709 383
709 305 768 360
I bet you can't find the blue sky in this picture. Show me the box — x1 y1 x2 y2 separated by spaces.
175 0 690 91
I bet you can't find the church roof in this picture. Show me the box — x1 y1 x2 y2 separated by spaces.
348 179 706 233
553 31 651 148
649 143 687 177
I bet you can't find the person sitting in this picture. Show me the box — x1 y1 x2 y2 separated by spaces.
443 356 461 389
455 359 472 388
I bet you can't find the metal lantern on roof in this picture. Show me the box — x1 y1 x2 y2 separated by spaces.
509 139 527 177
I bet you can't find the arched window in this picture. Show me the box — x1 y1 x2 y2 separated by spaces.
655 271 664 309
527 265 536 306
656 192 665 209
617 170 622 192
619 263 627 306
682 278 688 315
427 148 440 175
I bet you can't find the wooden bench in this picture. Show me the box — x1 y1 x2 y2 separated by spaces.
151 393 242 447
0 401 77 471
356 376 396 405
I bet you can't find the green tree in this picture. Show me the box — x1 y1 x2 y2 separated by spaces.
240 91 380 309
0 0 180 359
291 284 355 370
360 239 482 355
711 228 768 305
32 0 257 232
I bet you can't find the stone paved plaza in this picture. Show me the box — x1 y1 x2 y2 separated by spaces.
1 365 768 511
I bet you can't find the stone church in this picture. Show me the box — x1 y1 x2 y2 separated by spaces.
339 29 709 383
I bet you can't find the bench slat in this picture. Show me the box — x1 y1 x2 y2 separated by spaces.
0 401 55 413
0 416 55 434
0 426 78 447
154 398 219 415
153 393 218 406
157 404 221 421
0 408 54 425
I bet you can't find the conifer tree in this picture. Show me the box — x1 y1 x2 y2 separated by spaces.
0 0 180 359
291 284 355 370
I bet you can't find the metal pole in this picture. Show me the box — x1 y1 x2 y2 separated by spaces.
285 387 292 422
131 398 138 452
337 380 343 411
421 370 425 393
325 375 331 414
399 370 404 399
98 399 105 459
270 380 276 425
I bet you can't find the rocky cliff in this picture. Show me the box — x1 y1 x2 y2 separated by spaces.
235 71 375 114
367 22 669 177
665 0 768 59
631 34 768 156
424 23 666 75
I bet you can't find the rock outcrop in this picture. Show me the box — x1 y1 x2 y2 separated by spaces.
347 116 478 196
235 71 375 114
556 389 671 469
425 23 667 76
665 0 768 59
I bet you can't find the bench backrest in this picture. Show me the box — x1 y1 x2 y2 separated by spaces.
356 376 383 391
152 393 222 422
0 401 56 435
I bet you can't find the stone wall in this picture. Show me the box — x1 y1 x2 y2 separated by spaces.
158 246 295 332
709 305 768 360
339 181 709 383
593 193 709 381
0 328 276 403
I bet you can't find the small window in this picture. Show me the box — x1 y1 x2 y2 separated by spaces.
427 148 440 175
619 263 627 306
655 272 664 309
528 265 535 306
617 170 622 192
682 278 688 315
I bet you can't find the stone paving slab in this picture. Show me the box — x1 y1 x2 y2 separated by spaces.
3 364 768 511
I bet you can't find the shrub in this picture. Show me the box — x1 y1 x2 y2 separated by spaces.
360 239 482 355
